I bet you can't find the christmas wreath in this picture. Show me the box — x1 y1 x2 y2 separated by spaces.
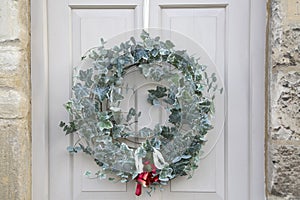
60 30 223 196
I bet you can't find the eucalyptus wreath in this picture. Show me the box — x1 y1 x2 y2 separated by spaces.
60 30 222 196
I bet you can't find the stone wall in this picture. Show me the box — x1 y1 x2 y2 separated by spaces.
0 0 31 200
267 0 300 199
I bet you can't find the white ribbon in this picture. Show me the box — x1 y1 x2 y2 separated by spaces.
152 148 168 169
135 150 144 174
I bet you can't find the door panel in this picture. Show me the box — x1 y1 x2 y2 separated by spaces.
71 7 140 200
73 9 136 55
160 8 225 71
149 2 226 199
48 1 143 200
149 0 253 200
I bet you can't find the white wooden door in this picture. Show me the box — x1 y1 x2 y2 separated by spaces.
48 1 143 199
32 0 266 199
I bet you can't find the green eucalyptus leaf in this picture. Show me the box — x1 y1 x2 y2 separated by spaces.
120 179 128 183
59 121 65 127
94 86 110 101
181 154 192 159
152 98 160 106
133 48 148 62
139 64 151 77
73 83 89 99
110 88 124 103
98 173 107 180
165 40 175 49
220 87 224 94
159 48 170 56
94 61 108 75
148 86 167 98
169 108 181 125
130 36 136 45
140 30 150 40
100 38 106 46
126 108 136 122
74 146 82 152
150 66 165 81
172 156 181 163
112 125 125 138
212 76 217 82
145 38 154 49
110 107 121 112
151 48 159 57
138 127 153 137
97 119 113 131
67 146 75 153
84 170 92 176
78 69 93 87
135 146 147 158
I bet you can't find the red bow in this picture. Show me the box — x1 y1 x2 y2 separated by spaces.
135 163 159 196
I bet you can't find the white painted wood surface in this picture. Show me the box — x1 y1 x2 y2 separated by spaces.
48 1 143 199
32 0 266 199
72 6 140 200
149 2 226 199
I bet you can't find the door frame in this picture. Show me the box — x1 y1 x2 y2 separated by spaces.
31 0 266 199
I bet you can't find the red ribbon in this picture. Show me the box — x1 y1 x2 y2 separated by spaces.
135 163 159 196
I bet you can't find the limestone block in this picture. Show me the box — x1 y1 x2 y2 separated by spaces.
270 0 284 48
268 144 300 199
0 119 31 200
0 88 29 119
0 50 21 77
0 0 19 42
286 0 300 23
270 71 300 140
0 49 29 88
270 0 300 68
271 28 300 67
